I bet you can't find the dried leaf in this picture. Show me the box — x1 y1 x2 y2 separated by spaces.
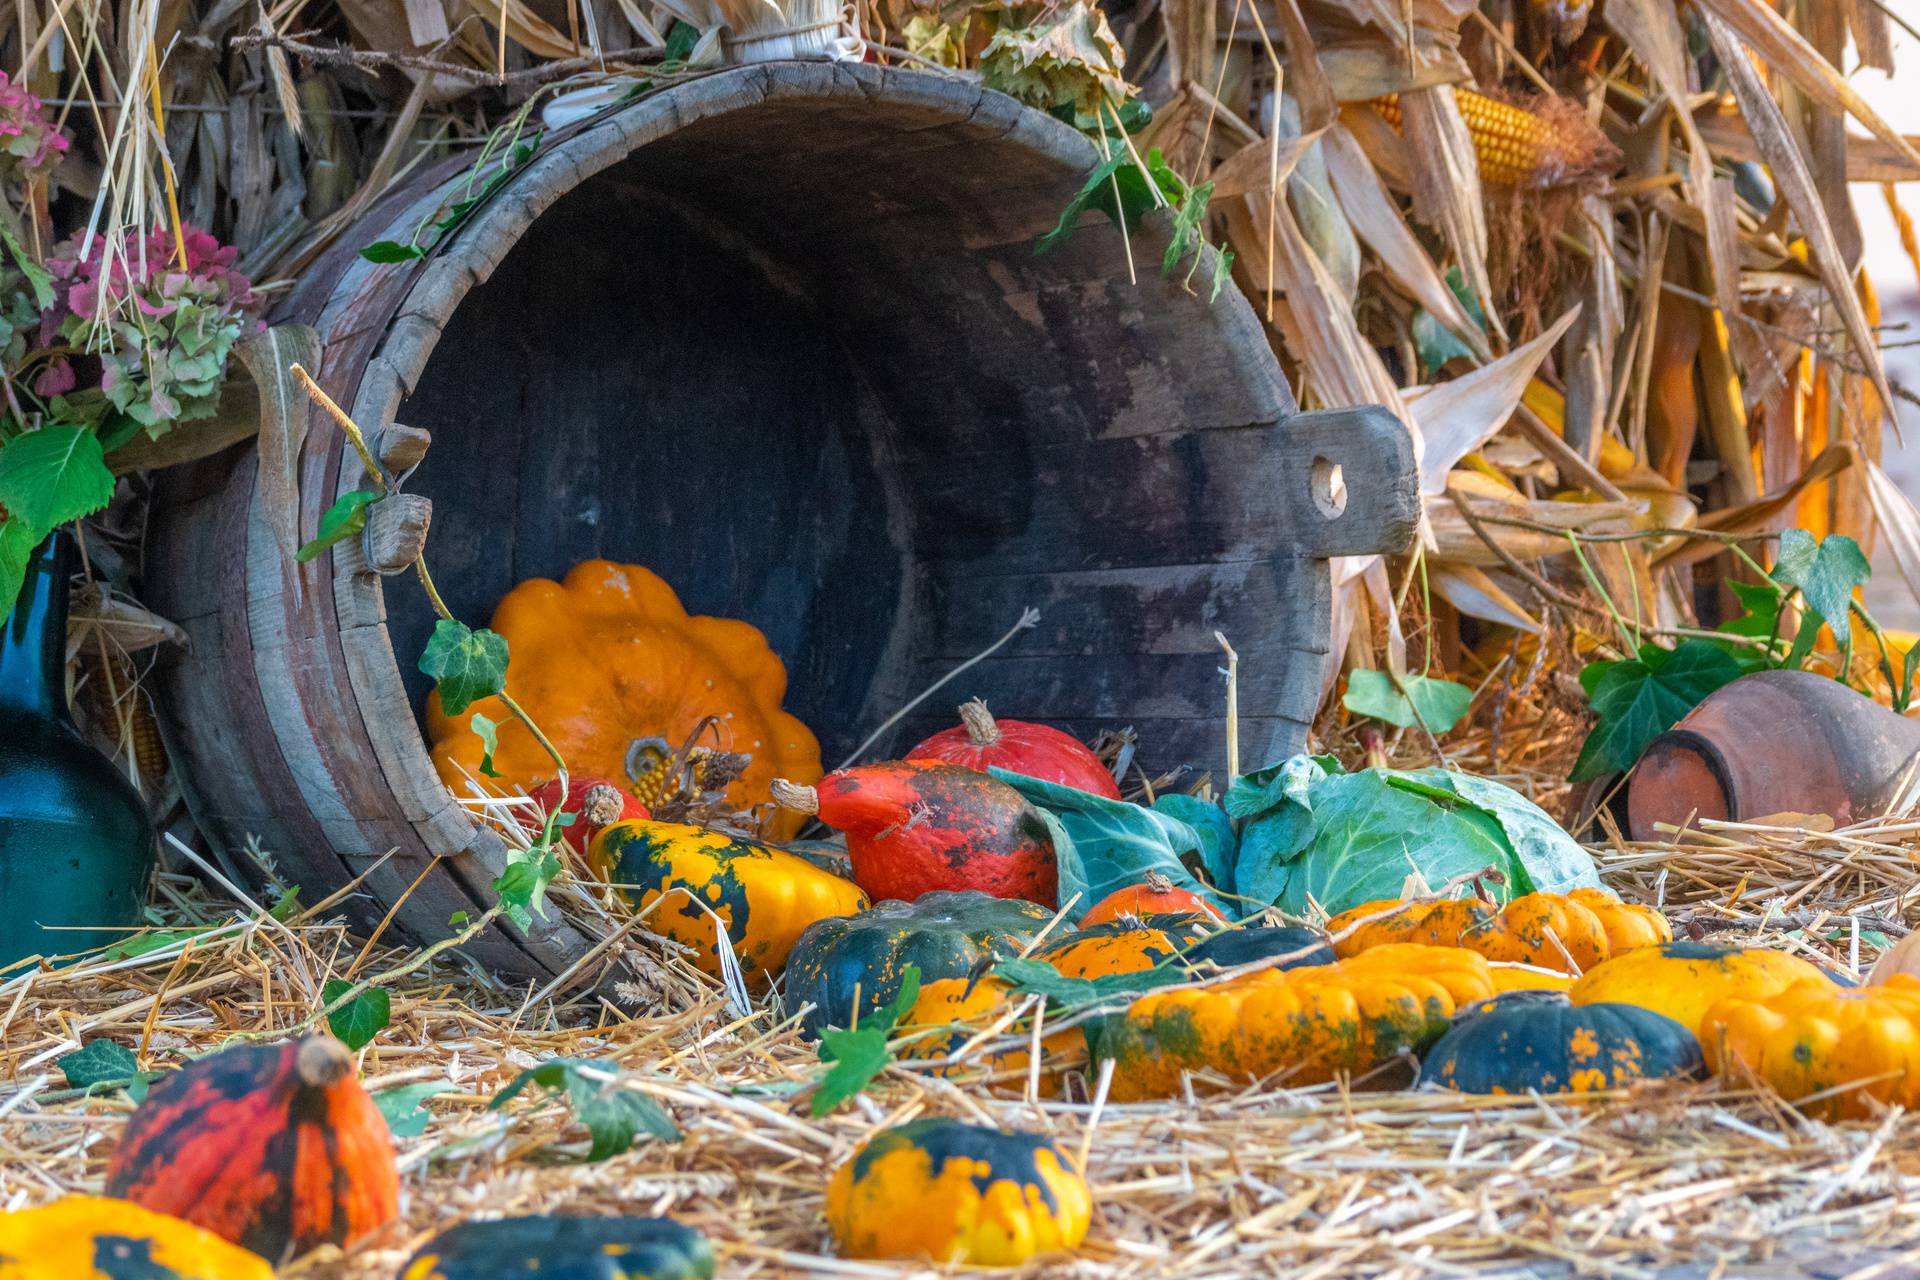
1693 0 1920 173
1431 563 1543 634
977 2 1133 113
1400 306 1582 497
1700 11 1896 422
1322 122 1490 362
1867 459 1920 614
1394 86 1502 340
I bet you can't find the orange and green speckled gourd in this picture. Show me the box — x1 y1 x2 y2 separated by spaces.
589 819 865 985
897 976 1086 1090
426 560 821 839
1701 975 1920 1119
1328 890 1670 974
1095 944 1499 1101
1570 940 1833 1036
0 1197 275 1280
826 1118 1092 1265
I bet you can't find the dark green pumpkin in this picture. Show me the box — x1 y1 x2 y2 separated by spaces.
783 891 1056 1035
397 1216 713 1280
1425 990 1703 1095
1183 925 1334 973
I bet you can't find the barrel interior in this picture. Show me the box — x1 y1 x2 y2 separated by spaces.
395 94 1297 768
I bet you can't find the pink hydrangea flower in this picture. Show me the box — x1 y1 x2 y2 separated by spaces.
0 71 69 181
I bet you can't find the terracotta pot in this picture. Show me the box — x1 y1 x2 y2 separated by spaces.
1627 669 1920 840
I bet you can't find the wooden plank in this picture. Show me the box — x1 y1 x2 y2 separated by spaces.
921 558 1321 659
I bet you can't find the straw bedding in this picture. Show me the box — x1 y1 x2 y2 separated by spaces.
8 799 1920 1279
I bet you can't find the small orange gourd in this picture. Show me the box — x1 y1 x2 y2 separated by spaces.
1702 976 1920 1118
426 560 820 837
1328 890 1670 974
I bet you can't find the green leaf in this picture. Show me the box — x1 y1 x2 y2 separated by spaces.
0 516 39 624
662 17 700 61
492 844 562 932
0 426 115 532
1342 670 1474 732
470 712 506 779
449 909 471 928
1571 640 1747 780
1412 308 1477 372
359 240 427 263
98 927 209 961
419 619 510 716
493 1058 680 1161
1772 529 1871 644
1150 793 1237 892
373 1081 456 1138
994 954 1189 1009
295 489 379 562
1036 145 1180 256
988 769 1232 921
58 1039 138 1089
810 965 921 1116
1163 180 1214 280
268 886 303 922
1719 579 1783 641
321 978 391 1051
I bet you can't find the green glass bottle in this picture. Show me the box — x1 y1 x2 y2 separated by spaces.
0 530 155 966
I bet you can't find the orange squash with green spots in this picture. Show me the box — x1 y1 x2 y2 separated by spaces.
590 819 865 983
0 1197 274 1280
1570 941 1833 1036
1035 914 1213 980
898 976 1084 1087
1093 943 1498 1100
1328 890 1670 974
1701 976 1920 1119
1426 990 1703 1095
826 1118 1091 1264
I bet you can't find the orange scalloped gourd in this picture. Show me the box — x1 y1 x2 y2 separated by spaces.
1702 976 1920 1118
426 561 821 838
1095 943 1499 1101
1328 890 1671 974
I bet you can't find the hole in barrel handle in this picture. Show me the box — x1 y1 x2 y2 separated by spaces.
1310 456 1348 519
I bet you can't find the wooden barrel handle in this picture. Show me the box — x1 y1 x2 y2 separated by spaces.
1281 405 1420 560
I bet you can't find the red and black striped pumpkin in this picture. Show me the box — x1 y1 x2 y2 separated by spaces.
106 1036 398 1261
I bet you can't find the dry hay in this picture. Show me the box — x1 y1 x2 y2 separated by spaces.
7 810 1920 1280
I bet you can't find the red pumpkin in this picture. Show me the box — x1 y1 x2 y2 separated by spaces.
527 776 649 853
907 699 1120 798
1081 873 1226 926
771 760 1057 905
106 1036 398 1261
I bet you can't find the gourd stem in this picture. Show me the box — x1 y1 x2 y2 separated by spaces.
295 1035 353 1087
291 364 388 495
769 778 820 815
582 784 624 826
958 698 1002 747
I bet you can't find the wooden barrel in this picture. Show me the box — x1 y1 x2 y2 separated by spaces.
146 62 1418 980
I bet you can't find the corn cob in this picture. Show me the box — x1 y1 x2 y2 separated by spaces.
1371 88 1616 189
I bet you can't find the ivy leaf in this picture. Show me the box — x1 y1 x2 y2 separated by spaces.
269 886 303 922
373 1081 456 1138
321 978 391 1051
994 955 1189 1009
492 1058 679 1161
359 240 426 263
1772 529 1871 644
1342 670 1474 732
295 489 379 562
492 844 562 932
1571 640 1746 780
0 516 38 623
1208 245 1235 303
419 619 509 716
58 1039 139 1090
811 965 921 1116
0 426 116 532
470 712 506 779
1163 179 1214 281
1411 265 1488 375
661 17 700 61
99 927 209 961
